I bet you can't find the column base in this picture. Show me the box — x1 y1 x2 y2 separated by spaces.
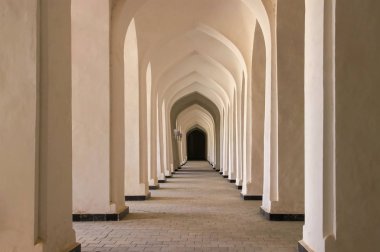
260 207 304 221
149 184 160 190
165 175 172 178
228 179 236 183
177 166 182 170
240 193 262 200
236 185 242 190
125 192 151 201
223 175 228 178
73 206 129 222
297 241 311 252
215 169 220 172
219 171 223 175
68 243 81 252
158 179 166 183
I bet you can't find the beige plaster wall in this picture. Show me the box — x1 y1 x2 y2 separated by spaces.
0 0 78 251
303 1 380 251
0 1 42 251
72 0 122 214
112 4 149 197
38 0 77 250
332 1 380 251
272 0 305 214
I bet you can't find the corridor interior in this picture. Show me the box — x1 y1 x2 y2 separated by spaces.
75 161 302 252
1 1 380 252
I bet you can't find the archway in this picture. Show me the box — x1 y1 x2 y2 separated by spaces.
187 128 207 160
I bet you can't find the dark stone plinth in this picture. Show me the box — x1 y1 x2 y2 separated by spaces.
229 179 236 183
236 185 242 190
219 171 223 174
215 169 220 172
165 175 172 178
223 175 228 178
260 207 304 221
73 207 129 222
149 184 160 190
158 179 166 183
240 193 262 200
298 241 309 252
125 192 151 201
68 243 81 252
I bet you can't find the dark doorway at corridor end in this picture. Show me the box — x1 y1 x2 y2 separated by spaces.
187 128 206 160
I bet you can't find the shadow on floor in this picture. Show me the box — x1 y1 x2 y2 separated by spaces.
149 196 192 201
177 169 215 173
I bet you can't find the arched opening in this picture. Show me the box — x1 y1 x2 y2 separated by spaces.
186 128 207 160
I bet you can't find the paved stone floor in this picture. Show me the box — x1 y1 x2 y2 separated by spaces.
74 161 302 252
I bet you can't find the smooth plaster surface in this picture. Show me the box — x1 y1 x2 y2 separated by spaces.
1 1 78 251
72 0 119 214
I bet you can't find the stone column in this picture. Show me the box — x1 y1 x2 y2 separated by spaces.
261 0 305 220
72 0 128 220
242 21 265 200
145 63 160 190
156 99 167 182
0 0 79 251
300 1 380 251
225 107 233 178
123 20 150 201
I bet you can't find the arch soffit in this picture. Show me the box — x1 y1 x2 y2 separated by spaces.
148 26 244 84
177 104 214 125
166 83 226 119
182 118 213 137
161 72 230 110
156 52 237 99
177 107 215 135
113 1 271 112
170 92 220 130
112 0 270 79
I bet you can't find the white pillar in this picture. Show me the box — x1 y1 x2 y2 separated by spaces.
0 1 79 250
242 22 265 199
156 98 166 182
124 19 149 199
262 0 305 218
301 2 327 250
146 63 159 189
301 1 380 251
72 0 127 218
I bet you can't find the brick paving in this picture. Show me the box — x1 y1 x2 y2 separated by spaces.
74 161 302 252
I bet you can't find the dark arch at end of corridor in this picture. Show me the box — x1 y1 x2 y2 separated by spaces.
187 127 207 161
170 92 220 169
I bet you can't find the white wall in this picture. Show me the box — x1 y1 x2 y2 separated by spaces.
72 0 121 214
